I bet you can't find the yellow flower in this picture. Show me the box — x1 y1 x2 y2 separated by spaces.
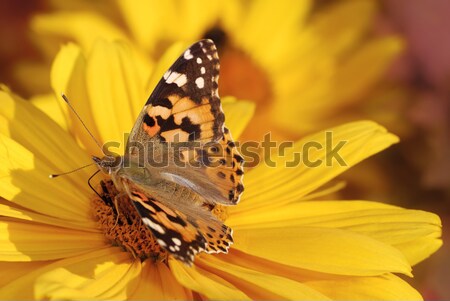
0 39 441 300
19 0 402 140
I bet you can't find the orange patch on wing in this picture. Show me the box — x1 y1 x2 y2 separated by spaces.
160 129 190 142
148 105 171 120
172 96 209 114
142 115 160 137
173 104 214 125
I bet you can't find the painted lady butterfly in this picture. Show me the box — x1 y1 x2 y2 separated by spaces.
93 40 244 265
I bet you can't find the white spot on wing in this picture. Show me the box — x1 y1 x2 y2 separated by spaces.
184 49 193 60
166 71 187 87
197 57 202 64
172 237 182 246
157 239 167 247
174 75 187 87
142 218 165 234
195 77 205 89
200 67 206 74
207 54 212 60
163 70 170 80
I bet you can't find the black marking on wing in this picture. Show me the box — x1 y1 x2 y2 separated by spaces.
146 39 224 142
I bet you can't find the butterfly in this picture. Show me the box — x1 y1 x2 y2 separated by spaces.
93 39 244 265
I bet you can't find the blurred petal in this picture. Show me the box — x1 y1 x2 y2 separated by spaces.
116 0 174 53
222 97 255 139
335 37 404 105
237 0 311 64
311 0 376 56
32 12 128 54
146 42 188 92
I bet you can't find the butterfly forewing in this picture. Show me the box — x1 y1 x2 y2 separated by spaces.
127 39 224 146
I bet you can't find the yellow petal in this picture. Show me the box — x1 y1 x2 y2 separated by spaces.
130 261 193 300
50 42 103 155
32 12 128 54
237 0 311 64
335 37 404 105
0 89 91 173
164 0 221 41
232 226 412 277
198 256 330 300
229 200 442 267
311 0 376 57
169 259 250 300
0 220 106 261
30 93 68 131
117 0 175 53
145 42 188 93
217 250 421 301
234 121 398 213
0 202 98 232
222 97 255 139
306 273 422 301
86 39 146 154
0 248 132 299
0 133 93 221
395 236 443 267
0 261 51 287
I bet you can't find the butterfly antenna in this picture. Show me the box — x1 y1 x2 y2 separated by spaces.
49 162 96 178
61 92 104 155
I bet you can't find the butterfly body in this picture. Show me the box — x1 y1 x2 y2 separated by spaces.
93 40 244 265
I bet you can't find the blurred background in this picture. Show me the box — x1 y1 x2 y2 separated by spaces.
0 1 448 299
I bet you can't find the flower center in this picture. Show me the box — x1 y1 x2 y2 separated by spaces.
91 179 229 262
91 179 167 262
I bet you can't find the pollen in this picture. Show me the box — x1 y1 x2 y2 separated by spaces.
91 180 168 262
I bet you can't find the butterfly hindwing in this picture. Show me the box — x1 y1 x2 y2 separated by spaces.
125 180 233 265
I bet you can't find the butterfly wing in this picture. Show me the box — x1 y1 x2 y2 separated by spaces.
127 39 224 145
123 179 233 265
125 39 244 205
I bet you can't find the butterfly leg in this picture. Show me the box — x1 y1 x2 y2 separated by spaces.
112 192 127 229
